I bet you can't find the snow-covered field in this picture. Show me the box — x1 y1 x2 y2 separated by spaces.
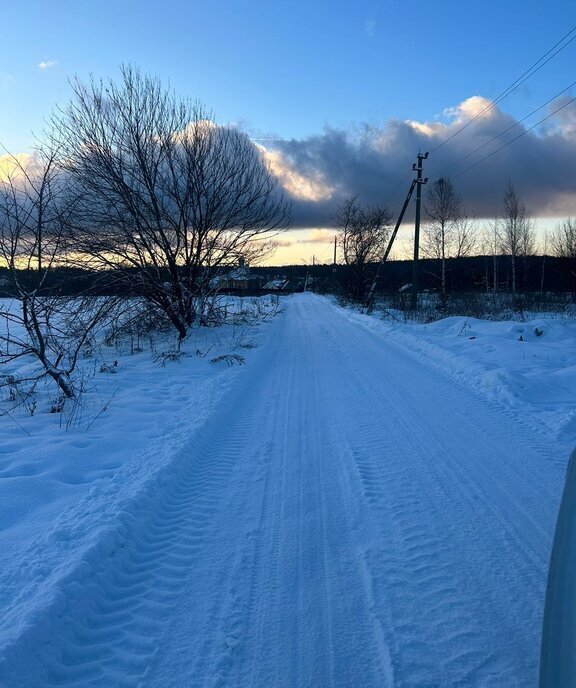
0 293 573 686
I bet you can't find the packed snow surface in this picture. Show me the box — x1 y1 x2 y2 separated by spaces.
0 293 573 686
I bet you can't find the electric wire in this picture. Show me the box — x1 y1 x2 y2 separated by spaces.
451 95 576 180
436 78 576 177
256 27 576 263
370 22 576 287
429 24 576 155
389 165 413 207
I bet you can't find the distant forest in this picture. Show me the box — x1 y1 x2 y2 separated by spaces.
1 254 574 298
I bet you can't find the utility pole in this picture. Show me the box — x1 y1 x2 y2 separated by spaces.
332 235 338 292
364 178 417 312
411 151 428 310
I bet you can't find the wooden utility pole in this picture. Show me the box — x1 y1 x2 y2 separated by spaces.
411 152 428 310
364 178 417 312
332 235 338 291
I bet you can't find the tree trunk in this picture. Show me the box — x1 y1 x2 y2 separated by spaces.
493 251 497 293
48 369 75 399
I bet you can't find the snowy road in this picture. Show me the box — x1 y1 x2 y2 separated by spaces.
0 294 564 687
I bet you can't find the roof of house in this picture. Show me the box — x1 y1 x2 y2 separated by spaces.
227 266 254 281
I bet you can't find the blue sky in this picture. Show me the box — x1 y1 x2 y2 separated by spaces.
2 0 575 149
2 0 576 262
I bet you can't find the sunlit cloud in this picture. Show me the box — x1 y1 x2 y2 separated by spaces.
407 97 499 139
444 96 497 124
258 145 335 202
38 60 58 71
405 120 445 138
266 94 576 226
274 237 295 247
171 118 217 142
296 229 336 244
0 153 33 183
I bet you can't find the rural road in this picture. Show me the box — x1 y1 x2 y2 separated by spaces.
0 294 563 687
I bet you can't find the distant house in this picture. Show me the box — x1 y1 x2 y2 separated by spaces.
210 264 264 291
263 278 290 291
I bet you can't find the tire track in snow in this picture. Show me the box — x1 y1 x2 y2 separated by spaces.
1 295 563 687
345 301 569 472
156 294 559 687
144 299 393 687
0 333 284 687
227 302 394 688
238 313 330 688
140 321 310 687
315 299 559 686
0 426 246 686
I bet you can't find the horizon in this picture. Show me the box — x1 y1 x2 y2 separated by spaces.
2 1 575 264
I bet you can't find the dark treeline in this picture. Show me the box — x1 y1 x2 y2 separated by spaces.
2 255 574 298
261 255 576 296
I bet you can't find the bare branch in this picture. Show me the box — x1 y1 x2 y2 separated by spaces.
49 66 291 340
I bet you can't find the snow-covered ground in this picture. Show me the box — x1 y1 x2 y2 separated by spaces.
362 305 576 448
0 297 279 676
0 293 573 686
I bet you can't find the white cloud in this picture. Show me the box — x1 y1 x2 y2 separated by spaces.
405 120 445 138
443 96 496 124
546 95 576 139
38 60 58 71
296 228 336 244
364 19 377 37
269 94 576 224
257 145 335 203
0 153 35 183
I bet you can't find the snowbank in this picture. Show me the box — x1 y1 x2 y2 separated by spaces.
339 303 576 448
0 295 280 653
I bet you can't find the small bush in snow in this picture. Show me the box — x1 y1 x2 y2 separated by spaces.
211 354 245 367
50 395 66 414
374 290 576 322
99 361 118 374
154 350 190 367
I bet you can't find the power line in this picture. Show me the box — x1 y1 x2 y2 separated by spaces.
388 168 413 209
436 78 576 177
429 24 576 155
451 95 576 180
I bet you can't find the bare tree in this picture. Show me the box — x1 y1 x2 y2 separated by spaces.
423 177 474 299
520 212 537 291
480 220 501 293
550 218 576 259
550 218 576 297
453 215 477 259
334 196 392 303
0 149 115 404
499 182 534 293
50 66 290 341
540 230 549 294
